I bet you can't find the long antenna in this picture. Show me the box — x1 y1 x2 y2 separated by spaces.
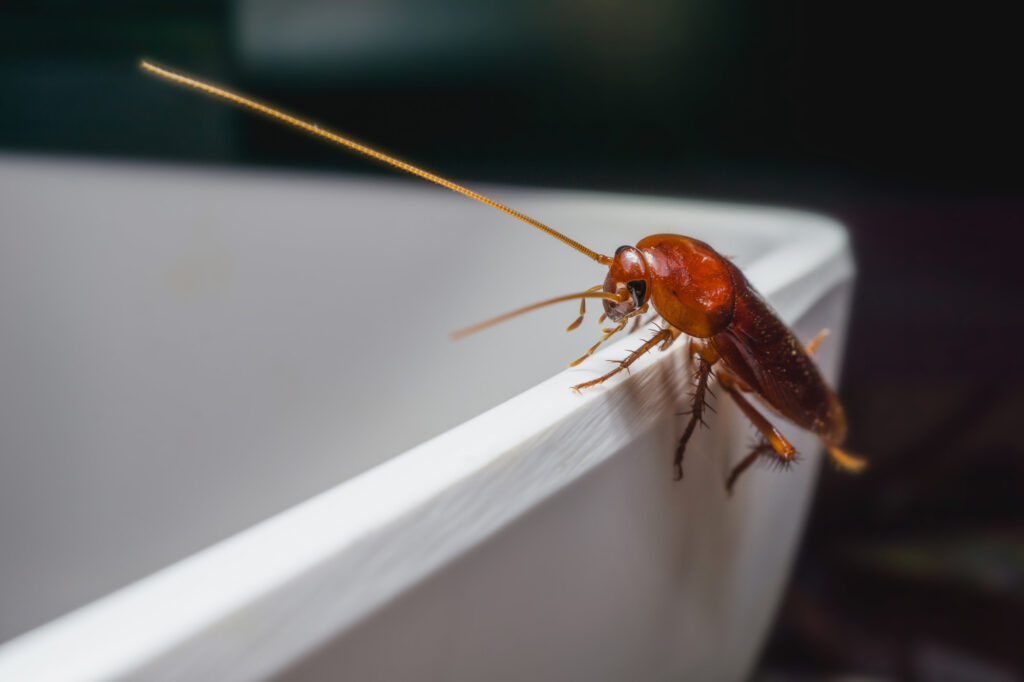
140 60 611 266
450 290 621 340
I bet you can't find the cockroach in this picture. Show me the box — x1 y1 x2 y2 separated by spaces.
140 61 866 492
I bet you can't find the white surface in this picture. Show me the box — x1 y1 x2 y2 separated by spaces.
0 154 854 680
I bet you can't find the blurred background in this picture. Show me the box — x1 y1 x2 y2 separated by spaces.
1 0 1021 679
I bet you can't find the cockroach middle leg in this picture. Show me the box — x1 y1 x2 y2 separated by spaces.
571 325 675 392
674 340 719 481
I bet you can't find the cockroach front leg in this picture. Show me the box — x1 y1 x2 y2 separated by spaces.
629 310 660 334
568 304 648 368
571 325 676 392
674 340 719 481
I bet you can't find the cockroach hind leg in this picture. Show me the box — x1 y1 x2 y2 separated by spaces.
826 444 868 473
718 372 796 460
726 439 775 494
806 328 831 357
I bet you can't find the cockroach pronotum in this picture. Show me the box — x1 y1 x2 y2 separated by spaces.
140 61 866 492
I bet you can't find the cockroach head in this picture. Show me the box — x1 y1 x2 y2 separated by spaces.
603 245 651 321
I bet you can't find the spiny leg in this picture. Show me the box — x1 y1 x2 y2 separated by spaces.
717 370 797 491
718 373 796 460
716 368 867 478
726 440 776 494
571 326 676 392
674 340 719 481
568 304 648 368
629 310 657 333
641 311 666 334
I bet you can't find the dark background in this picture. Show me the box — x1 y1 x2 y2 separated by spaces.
3 1 1021 679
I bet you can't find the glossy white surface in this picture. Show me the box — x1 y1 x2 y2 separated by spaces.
0 155 853 680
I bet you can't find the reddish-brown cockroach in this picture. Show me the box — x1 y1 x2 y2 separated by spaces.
141 61 866 492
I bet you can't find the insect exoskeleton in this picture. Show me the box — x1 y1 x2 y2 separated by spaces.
602 237 734 337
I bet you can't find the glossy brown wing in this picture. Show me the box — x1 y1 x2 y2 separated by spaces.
710 263 846 443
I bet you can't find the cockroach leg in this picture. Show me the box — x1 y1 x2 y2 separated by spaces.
674 344 717 481
715 369 753 393
805 328 830 356
571 326 675 392
718 371 796 461
726 439 775 494
658 321 678 350
568 304 648 368
630 311 661 335
568 319 628 367
684 337 712 374
629 314 646 333
824 444 868 473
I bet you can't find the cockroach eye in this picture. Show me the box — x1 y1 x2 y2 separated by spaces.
615 245 631 255
626 280 646 307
